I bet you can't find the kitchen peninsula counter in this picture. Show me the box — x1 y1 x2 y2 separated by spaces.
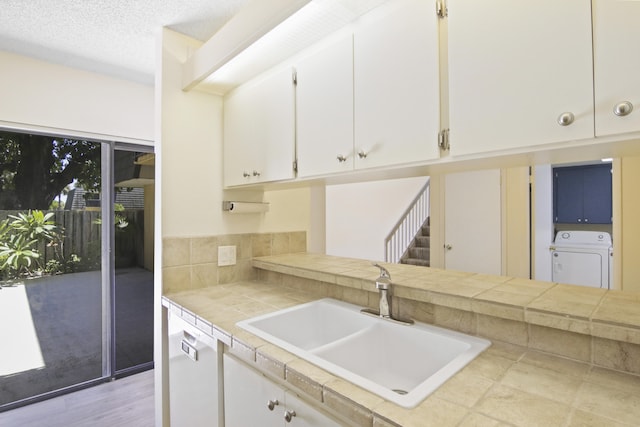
163 253 640 426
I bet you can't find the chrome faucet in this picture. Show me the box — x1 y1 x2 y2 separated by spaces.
360 263 414 325
373 263 392 318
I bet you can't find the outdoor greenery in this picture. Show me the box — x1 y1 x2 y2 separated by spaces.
0 131 145 281
0 210 84 282
0 131 101 210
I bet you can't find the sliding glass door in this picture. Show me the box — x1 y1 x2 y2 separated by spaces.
0 131 154 410
113 149 154 374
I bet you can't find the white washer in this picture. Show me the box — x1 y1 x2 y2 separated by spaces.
551 231 612 289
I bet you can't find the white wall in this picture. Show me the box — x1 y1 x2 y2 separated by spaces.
325 176 429 261
533 165 554 281
156 29 312 426
157 28 310 239
0 50 154 144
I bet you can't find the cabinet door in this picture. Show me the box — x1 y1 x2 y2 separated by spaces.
224 355 342 427
224 66 295 187
448 0 594 156
284 391 342 427
554 168 585 223
224 82 259 186
224 355 281 427
553 165 612 224
582 165 612 224
297 34 354 178
593 0 640 136
353 0 440 169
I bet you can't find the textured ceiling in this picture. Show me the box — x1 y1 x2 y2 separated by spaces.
0 0 251 85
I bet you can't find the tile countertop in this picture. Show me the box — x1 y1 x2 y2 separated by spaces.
163 253 640 427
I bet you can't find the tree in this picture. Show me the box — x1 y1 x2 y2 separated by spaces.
0 131 101 210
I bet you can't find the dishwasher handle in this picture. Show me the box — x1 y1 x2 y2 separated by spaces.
181 339 198 362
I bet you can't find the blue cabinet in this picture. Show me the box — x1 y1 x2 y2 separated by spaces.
553 164 612 224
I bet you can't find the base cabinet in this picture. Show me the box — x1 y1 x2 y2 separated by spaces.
224 354 342 427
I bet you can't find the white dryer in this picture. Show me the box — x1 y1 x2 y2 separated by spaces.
551 231 612 289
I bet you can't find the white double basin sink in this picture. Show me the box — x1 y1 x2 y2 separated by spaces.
237 298 490 408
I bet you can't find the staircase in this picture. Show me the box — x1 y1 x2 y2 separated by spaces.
400 217 430 267
384 179 430 267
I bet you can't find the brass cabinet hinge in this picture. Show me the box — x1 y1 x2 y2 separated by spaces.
292 70 298 85
436 0 448 18
293 160 298 173
438 128 450 151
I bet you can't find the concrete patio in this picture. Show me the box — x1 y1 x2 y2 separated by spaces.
0 268 153 407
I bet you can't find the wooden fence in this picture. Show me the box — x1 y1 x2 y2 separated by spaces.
0 209 144 268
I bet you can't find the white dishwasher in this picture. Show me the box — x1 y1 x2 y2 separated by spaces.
168 311 221 426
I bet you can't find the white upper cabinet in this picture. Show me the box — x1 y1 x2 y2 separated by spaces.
593 0 640 137
448 0 594 156
224 66 296 187
353 0 441 169
296 34 354 178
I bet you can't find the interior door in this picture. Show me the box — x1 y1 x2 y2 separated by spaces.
444 170 502 275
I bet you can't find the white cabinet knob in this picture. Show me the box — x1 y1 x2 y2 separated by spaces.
284 410 296 422
557 112 575 126
614 101 633 117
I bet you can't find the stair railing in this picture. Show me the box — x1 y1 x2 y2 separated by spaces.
384 179 430 263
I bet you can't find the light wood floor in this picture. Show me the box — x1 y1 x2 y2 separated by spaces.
0 369 155 427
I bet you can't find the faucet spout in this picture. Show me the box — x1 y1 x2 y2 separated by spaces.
378 287 391 318
360 262 414 325
372 263 391 282
372 263 392 318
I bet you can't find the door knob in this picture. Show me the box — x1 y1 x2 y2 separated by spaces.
336 154 347 163
444 244 452 250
